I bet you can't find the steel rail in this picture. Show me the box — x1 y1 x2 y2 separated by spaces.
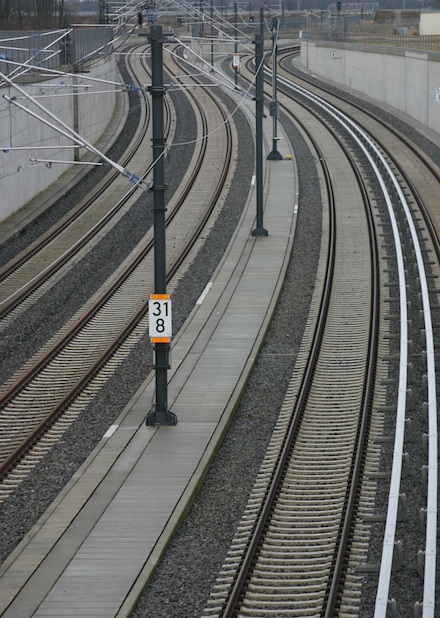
0 45 150 280
278 47 440 191
0 88 208 469
0 47 233 483
221 118 338 618
322 125 380 618
214 59 379 617
269 60 381 617
0 47 166 405
276 63 437 617
0 46 170 320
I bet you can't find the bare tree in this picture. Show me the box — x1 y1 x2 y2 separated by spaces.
0 0 65 28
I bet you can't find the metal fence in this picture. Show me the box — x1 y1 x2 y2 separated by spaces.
301 31 440 52
70 27 114 63
0 27 114 74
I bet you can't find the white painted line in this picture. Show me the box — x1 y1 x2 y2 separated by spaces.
104 425 119 438
196 282 213 305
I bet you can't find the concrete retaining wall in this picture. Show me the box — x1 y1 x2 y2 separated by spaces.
300 40 440 139
77 57 117 157
0 56 117 223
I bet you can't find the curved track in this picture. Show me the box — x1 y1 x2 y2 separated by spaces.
203 56 381 617
202 49 440 616
0 45 161 320
1 39 439 617
0 43 236 499
278 53 440 617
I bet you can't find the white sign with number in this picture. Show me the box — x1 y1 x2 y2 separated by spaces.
149 294 172 340
436 87 440 103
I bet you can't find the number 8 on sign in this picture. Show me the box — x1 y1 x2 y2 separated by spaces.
149 294 172 342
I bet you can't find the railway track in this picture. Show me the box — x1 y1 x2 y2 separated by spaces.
278 55 440 616
1 38 438 616
0 45 162 322
0 43 237 499
200 50 440 615
202 56 381 617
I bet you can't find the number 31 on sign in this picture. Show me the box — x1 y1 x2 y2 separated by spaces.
149 294 172 343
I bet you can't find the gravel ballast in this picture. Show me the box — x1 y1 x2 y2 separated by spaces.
1 52 439 618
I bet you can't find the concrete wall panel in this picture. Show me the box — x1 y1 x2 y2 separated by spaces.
347 51 367 94
301 40 440 142
405 52 429 123
78 57 116 152
384 54 406 112
1 83 73 221
428 60 440 134
0 56 117 223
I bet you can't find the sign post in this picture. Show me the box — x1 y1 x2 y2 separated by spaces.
146 26 177 426
149 294 172 342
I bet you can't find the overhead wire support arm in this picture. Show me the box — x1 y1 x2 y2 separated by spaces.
0 57 134 90
0 29 74 83
0 70 147 190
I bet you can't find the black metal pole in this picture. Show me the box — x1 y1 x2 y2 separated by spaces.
267 17 282 160
234 2 238 88
200 0 204 38
210 0 214 71
146 25 177 426
251 19 268 237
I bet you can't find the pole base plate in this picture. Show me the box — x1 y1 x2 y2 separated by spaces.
145 407 178 426
267 150 283 160
251 227 269 237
